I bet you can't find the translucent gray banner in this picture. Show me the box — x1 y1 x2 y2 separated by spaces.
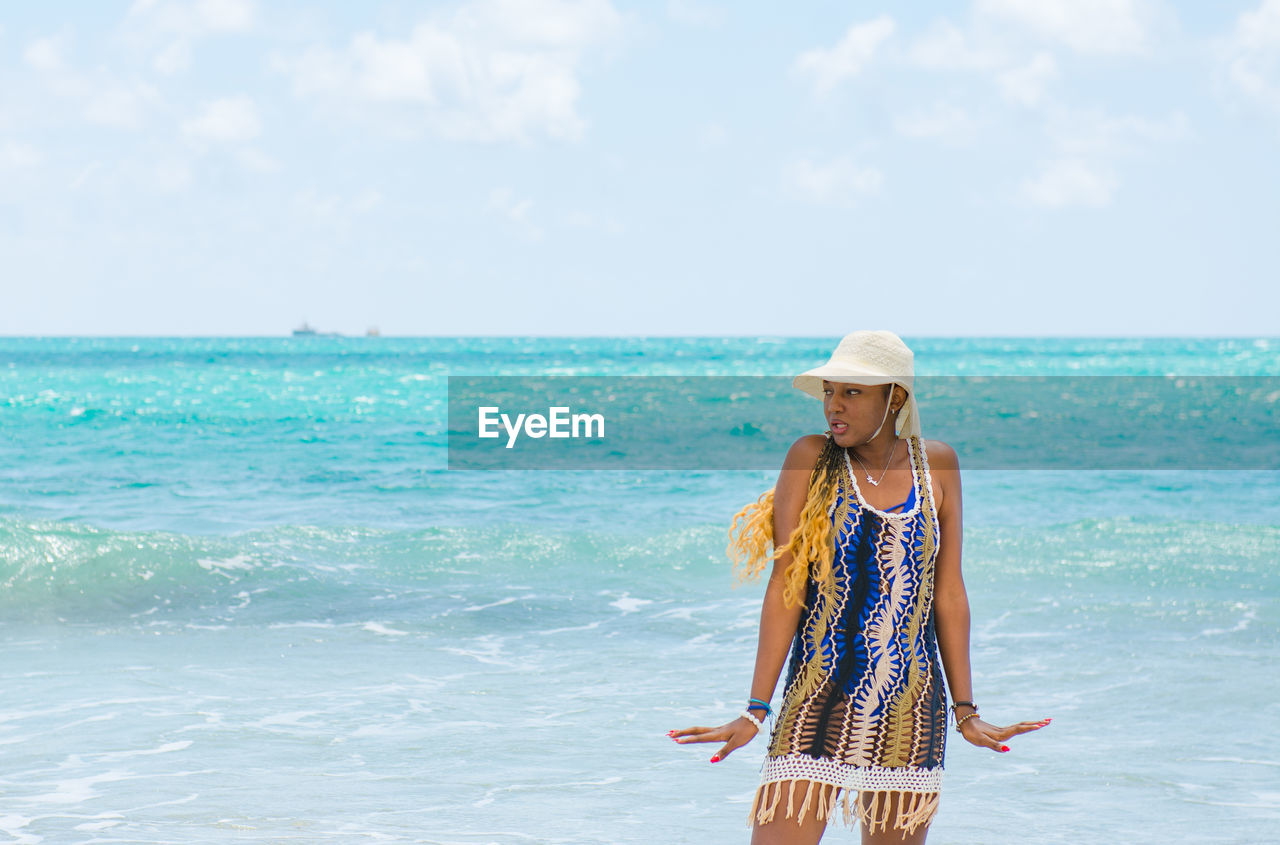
446 376 1280 470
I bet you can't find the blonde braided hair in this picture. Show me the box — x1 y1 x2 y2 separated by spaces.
725 434 848 609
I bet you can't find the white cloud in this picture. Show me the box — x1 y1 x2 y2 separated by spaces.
898 19 1056 111
129 0 255 35
1236 0 1280 50
24 37 66 72
906 21 1005 70
696 122 727 148
181 96 261 142
1220 0 1280 111
273 0 623 143
70 161 101 190
352 190 383 214
194 0 254 31
152 159 193 192
667 0 724 28
563 209 623 233
999 52 1058 105
234 147 278 172
895 12 1188 207
1021 159 1116 207
489 187 543 239
893 103 977 142
1228 58 1272 101
794 15 895 95
1 141 43 169
976 0 1154 55
293 190 340 224
126 0 253 75
489 187 534 221
1045 107 1188 156
154 40 192 74
1020 108 1185 207
20 37 161 131
292 188 383 231
456 0 622 46
782 156 883 204
84 83 159 129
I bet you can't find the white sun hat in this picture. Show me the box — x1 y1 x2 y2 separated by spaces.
792 330 922 439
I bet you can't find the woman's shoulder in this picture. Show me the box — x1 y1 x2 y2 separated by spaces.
922 438 959 471
782 433 829 472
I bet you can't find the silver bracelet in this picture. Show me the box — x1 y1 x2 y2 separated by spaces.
739 709 764 732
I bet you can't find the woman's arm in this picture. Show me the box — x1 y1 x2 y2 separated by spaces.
930 439 1050 752
930 440 978 727
744 436 822 717
670 435 824 762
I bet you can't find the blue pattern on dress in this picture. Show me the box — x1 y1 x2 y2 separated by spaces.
777 440 946 768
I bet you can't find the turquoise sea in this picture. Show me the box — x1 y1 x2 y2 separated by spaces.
1 336 1277 844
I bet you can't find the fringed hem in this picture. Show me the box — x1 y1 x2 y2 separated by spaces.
747 780 940 835
759 756 944 794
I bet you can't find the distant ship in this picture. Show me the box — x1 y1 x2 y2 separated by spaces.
292 322 342 337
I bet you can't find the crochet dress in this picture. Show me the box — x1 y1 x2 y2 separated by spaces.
748 434 947 834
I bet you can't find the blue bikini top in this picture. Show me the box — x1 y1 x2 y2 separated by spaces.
884 480 917 514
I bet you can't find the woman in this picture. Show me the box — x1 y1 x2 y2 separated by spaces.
671 331 1049 844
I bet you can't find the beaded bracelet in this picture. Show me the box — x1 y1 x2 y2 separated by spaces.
954 712 979 732
740 709 764 732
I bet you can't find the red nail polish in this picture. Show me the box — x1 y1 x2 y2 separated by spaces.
1000 745 1010 752
710 755 720 763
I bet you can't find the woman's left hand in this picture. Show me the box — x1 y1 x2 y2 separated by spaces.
958 715 1051 752
668 716 762 763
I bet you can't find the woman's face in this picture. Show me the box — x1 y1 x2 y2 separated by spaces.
822 380 895 446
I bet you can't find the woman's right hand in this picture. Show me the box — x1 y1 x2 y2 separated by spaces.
668 716 762 763
958 714 1051 752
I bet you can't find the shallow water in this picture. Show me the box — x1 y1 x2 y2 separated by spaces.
1 336 1277 843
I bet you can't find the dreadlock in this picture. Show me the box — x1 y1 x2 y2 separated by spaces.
725 434 848 609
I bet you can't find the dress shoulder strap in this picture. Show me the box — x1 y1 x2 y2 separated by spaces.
912 435 941 535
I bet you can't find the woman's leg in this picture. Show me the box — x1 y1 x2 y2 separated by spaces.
856 791 933 845
748 780 833 845
749 809 828 845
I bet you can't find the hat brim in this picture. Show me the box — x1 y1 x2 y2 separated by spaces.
792 368 923 439
792 366 909 400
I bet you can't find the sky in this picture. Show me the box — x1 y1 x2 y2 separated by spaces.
1 0 1278 337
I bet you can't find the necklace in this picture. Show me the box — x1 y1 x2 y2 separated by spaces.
850 437 898 486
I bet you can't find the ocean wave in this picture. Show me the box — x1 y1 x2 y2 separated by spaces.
2 514 1275 628
0 517 447 623
0 516 726 625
